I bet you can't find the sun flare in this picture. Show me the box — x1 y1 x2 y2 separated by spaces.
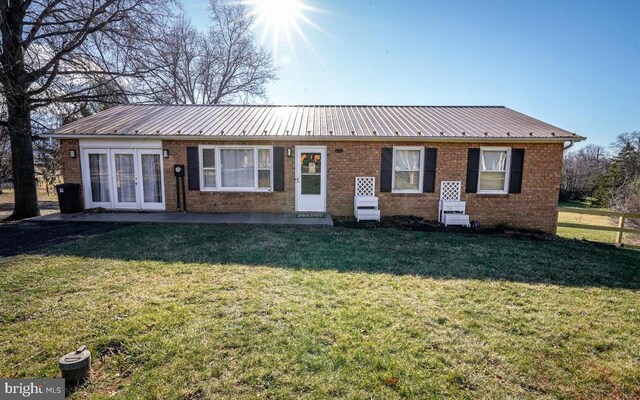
242 0 323 57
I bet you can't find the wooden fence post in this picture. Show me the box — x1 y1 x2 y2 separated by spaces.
615 216 625 246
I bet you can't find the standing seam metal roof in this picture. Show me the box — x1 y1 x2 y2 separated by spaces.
52 104 582 140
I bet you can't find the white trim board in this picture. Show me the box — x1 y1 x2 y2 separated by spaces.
79 138 162 148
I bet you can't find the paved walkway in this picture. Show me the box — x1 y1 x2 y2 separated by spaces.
29 212 334 226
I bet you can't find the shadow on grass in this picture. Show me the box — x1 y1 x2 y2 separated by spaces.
40 223 640 290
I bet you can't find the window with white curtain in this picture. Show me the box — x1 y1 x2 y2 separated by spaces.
392 147 424 193
199 146 272 191
478 147 511 194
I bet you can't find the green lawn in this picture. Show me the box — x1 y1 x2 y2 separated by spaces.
1 224 639 399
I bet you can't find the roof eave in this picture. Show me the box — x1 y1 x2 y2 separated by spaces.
42 133 585 142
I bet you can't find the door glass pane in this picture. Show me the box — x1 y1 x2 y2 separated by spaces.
141 154 162 203
114 154 136 202
220 149 254 188
300 152 321 174
300 152 321 195
301 175 321 194
89 153 110 202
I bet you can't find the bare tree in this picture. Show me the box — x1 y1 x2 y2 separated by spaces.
33 137 60 196
561 144 609 200
139 1 277 105
613 131 640 152
0 0 174 220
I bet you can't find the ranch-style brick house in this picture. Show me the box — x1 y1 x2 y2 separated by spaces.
48 105 584 232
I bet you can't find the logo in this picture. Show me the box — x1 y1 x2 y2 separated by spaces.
0 379 64 400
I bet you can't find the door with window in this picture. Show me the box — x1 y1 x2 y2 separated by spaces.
295 146 326 213
81 148 165 210
82 149 112 209
111 149 138 209
137 150 165 210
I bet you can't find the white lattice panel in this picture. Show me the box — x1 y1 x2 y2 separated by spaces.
355 177 376 197
440 181 461 201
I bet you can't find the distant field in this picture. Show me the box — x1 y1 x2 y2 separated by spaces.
557 201 639 246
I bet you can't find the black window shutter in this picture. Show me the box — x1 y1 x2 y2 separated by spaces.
273 147 285 191
509 148 525 193
186 146 200 191
423 148 437 193
466 148 480 193
380 147 393 192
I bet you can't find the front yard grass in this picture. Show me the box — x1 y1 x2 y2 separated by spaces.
1 224 639 399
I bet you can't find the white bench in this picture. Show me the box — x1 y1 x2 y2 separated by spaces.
438 181 471 227
354 177 381 222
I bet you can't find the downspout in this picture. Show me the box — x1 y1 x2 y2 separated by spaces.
563 141 574 151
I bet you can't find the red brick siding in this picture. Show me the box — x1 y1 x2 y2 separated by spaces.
60 139 82 185
61 138 563 232
161 140 562 232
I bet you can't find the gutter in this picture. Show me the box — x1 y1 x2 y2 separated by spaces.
41 133 586 143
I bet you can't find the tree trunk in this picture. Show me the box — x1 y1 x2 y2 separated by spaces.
1 1 40 220
7 100 39 220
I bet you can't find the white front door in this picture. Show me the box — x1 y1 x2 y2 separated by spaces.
295 146 327 213
81 147 165 210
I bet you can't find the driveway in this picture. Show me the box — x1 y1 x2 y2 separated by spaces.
0 221 128 258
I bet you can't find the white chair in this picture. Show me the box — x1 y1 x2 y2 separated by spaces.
354 177 381 222
438 181 471 227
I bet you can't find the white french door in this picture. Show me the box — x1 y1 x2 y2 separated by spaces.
137 150 165 210
111 149 138 209
81 149 112 209
81 148 165 210
295 146 327 213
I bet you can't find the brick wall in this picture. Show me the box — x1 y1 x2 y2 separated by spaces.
60 139 82 185
162 140 294 213
60 138 563 232
59 139 83 207
161 140 563 232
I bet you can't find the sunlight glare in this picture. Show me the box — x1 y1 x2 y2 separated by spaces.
243 0 324 58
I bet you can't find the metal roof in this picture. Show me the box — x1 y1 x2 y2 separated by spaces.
51 105 583 141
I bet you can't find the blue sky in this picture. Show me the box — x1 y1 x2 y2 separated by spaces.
182 0 640 148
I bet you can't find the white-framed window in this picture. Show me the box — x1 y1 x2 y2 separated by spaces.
392 146 424 193
201 148 216 189
478 147 511 194
199 145 273 192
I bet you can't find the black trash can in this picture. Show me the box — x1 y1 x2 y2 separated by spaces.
56 183 83 214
